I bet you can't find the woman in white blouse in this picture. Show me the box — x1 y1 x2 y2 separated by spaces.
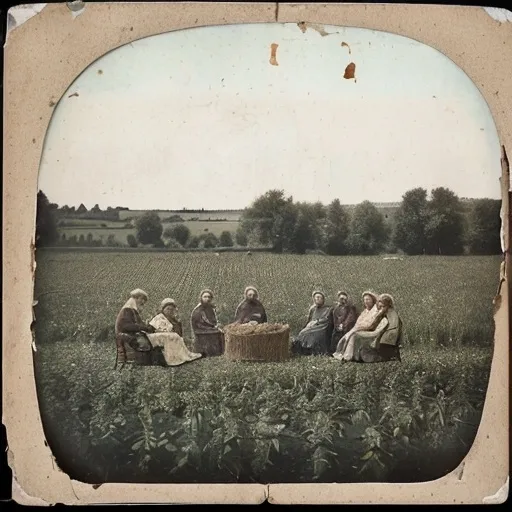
148 298 202 366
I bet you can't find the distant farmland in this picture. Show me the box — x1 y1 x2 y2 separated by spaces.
56 204 402 246
59 220 240 241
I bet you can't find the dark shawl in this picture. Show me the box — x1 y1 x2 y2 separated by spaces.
168 316 184 337
234 299 268 324
292 304 334 355
115 307 154 335
190 303 224 356
330 302 358 352
191 303 221 333
115 307 155 352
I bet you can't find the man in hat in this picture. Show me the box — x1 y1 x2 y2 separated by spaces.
233 286 268 325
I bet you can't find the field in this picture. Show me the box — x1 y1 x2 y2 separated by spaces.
58 220 240 243
33 250 500 484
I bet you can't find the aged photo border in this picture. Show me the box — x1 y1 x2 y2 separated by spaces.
2 2 510 505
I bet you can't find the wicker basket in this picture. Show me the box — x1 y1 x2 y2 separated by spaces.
223 323 291 362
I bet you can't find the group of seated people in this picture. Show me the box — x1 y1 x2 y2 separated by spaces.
114 285 402 367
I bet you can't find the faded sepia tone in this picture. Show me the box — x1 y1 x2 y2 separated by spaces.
3 2 510 505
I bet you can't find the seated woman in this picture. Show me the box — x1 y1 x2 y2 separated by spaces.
333 290 380 361
234 286 268 325
190 289 225 356
330 291 358 354
356 293 403 363
291 291 334 356
333 292 402 363
149 298 202 365
115 288 156 365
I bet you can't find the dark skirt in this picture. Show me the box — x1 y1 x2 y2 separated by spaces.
292 327 330 356
193 331 225 357
357 343 401 363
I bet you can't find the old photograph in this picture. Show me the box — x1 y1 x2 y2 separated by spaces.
32 21 502 485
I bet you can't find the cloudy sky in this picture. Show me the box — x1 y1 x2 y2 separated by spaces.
38 22 502 210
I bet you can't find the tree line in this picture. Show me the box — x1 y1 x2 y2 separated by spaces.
238 188 501 255
35 188 501 255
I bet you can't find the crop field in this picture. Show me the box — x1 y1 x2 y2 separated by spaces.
34 251 499 345
33 250 500 484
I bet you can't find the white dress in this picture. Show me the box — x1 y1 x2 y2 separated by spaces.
147 313 202 366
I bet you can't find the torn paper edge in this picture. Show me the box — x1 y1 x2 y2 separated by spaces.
6 4 47 41
11 469 51 506
482 476 509 504
483 7 512 23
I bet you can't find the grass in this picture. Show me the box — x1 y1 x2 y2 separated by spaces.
32 250 500 484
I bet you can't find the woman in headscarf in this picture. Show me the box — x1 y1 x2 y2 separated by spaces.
291 291 334 356
190 289 225 356
330 291 358 354
150 298 183 336
115 288 157 366
148 298 202 364
355 293 403 363
333 290 381 361
233 286 268 325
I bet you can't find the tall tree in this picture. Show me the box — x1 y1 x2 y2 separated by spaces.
76 203 88 214
295 201 326 250
35 191 59 247
324 199 350 255
240 190 297 252
346 201 388 255
135 212 163 245
235 228 248 247
467 198 502 255
425 187 465 255
393 188 428 255
289 210 317 254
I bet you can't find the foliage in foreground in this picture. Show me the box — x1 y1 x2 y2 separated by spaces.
34 343 492 484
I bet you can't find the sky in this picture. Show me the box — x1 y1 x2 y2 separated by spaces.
38 23 503 210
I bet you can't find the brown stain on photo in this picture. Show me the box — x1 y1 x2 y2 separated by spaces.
97 69 103 75
341 41 352 54
270 43 279 66
344 62 356 81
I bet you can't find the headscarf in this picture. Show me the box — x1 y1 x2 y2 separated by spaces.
199 289 214 301
122 288 148 310
244 286 259 298
312 290 326 303
160 298 177 312
378 293 395 309
361 290 378 307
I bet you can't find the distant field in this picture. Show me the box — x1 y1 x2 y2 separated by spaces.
117 210 243 222
58 220 241 242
